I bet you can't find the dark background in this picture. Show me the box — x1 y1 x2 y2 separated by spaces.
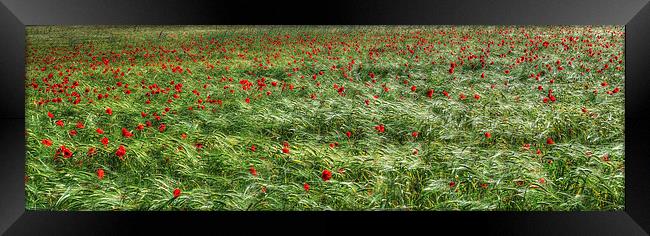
1 0 649 235
0 0 648 25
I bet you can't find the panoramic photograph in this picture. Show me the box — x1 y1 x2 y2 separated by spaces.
24 25 624 211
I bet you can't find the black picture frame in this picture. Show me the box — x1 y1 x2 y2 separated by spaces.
1 0 649 235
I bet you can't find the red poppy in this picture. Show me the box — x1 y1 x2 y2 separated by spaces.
546 137 555 145
69 130 77 136
106 107 113 115
613 87 620 93
97 168 105 180
173 188 181 198
582 107 588 113
412 131 419 138
47 112 54 119
136 124 144 131
375 124 385 133
321 169 332 181
411 85 417 92
76 122 85 129
96 128 104 134
181 133 187 139
474 94 480 100
250 145 256 152
62 147 73 158
122 128 133 138
115 145 126 160
101 137 109 147
602 153 610 162
449 181 456 188
159 123 166 132
56 145 73 159
41 139 53 147
346 131 352 138
538 178 546 184
249 166 257 176
282 147 290 154
303 183 310 192
55 120 64 127
484 132 491 139
427 89 434 98
601 81 608 87
245 97 250 103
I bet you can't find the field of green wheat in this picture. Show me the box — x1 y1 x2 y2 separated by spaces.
25 26 625 210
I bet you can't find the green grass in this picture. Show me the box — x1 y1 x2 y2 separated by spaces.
25 25 624 211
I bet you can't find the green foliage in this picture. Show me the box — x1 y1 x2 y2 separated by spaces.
25 25 624 210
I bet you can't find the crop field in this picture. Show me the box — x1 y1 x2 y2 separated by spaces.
25 26 625 210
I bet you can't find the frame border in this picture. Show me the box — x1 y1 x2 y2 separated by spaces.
1 0 649 235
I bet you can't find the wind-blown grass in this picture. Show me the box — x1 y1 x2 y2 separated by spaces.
25 25 624 211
